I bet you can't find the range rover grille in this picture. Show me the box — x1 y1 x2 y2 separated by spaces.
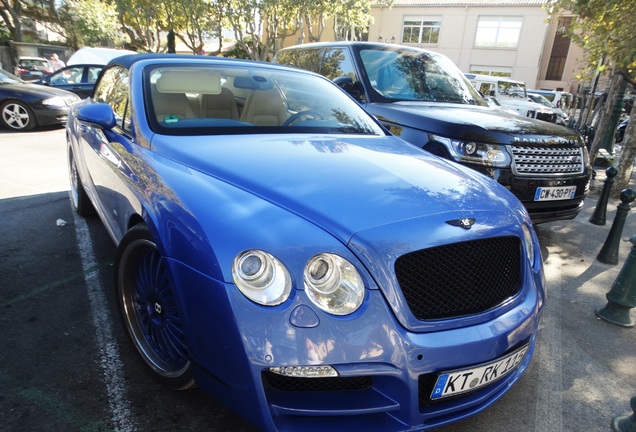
511 145 584 176
395 236 521 321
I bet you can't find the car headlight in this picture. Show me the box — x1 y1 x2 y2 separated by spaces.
431 134 511 168
304 253 364 315
233 250 291 306
521 224 536 267
42 96 69 107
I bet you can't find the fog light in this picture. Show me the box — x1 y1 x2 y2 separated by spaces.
269 365 338 378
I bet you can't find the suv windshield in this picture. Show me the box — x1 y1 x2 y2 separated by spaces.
359 48 484 105
498 80 527 100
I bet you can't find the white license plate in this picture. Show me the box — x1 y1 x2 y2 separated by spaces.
534 185 576 201
430 345 529 400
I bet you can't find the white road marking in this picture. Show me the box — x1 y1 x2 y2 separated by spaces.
69 196 137 432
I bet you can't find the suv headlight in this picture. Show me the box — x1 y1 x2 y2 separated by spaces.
304 253 364 315
430 134 511 168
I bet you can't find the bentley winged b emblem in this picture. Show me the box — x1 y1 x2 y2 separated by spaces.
446 218 476 230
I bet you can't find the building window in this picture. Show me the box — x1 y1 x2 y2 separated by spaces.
402 16 441 44
469 65 512 77
545 17 573 81
475 16 522 48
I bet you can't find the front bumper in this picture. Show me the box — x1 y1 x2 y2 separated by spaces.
33 106 71 126
469 165 591 224
168 258 544 432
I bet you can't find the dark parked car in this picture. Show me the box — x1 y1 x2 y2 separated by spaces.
274 42 592 224
35 64 104 98
0 69 80 131
67 54 545 432
616 118 628 143
13 56 54 81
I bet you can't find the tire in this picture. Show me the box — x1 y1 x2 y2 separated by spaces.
115 224 195 390
1 100 36 131
68 147 96 216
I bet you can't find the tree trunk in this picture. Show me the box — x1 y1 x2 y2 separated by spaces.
613 107 636 197
589 73 625 163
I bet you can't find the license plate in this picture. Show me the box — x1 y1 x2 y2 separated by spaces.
430 345 529 400
534 185 576 201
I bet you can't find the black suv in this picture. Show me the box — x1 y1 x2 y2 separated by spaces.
274 42 591 224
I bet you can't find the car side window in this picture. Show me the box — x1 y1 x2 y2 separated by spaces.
88 67 102 83
94 66 132 133
320 48 358 82
275 49 322 73
320 48 365 102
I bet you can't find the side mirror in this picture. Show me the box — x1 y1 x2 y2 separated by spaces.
333 76 365 102
77 103 117 130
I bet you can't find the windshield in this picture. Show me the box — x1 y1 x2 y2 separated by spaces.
359 48 485 105
0 69 22 84
498 80 527 100
528 94 553 108
146 64 386 136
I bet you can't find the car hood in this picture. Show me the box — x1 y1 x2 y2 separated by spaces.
0 82 77 98
366 102 579 143
152 134 523 243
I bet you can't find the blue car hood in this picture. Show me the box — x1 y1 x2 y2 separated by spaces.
152 134 521 244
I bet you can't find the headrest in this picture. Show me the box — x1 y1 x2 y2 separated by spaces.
233 75 273 90
156 70 222 94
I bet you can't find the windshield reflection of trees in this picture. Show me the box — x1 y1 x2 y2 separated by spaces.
389 54 479 105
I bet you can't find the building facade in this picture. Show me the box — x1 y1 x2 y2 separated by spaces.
369 0 585 93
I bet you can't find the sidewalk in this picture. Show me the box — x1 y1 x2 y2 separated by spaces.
533 165 636 431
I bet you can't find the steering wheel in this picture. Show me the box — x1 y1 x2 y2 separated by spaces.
282 110 325 126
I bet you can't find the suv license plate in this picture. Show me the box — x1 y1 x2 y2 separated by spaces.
534 185 576 201
430 344 529 400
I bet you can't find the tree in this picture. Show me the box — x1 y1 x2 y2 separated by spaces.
225 0 301 61
0 0 25 41
548 0 636 194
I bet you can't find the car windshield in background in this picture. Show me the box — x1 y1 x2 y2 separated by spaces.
358 48 484 105
145 65 385 136
498 80 527 100
0 69 21 84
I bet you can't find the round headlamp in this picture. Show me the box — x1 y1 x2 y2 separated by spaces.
304 253 364 315
233 250 291 306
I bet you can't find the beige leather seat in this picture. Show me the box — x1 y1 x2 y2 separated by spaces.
153 90 196 122
240 88 288 126
201 88 239 119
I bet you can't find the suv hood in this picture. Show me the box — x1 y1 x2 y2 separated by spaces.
366 101 579 144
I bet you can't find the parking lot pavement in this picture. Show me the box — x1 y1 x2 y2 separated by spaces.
1 127 635 431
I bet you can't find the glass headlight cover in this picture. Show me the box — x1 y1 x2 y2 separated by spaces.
521 224 536 267
431 134 511 167
233 250 291 306
42 96 68 107
304 253 364 315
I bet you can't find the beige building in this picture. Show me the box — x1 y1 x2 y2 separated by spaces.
369 0 586 93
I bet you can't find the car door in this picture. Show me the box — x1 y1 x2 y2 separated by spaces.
80 65 136 241
46 65 103 98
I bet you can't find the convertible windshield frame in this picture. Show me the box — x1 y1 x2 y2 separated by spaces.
142 63 386 137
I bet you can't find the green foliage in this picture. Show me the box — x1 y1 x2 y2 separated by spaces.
548 0 636 76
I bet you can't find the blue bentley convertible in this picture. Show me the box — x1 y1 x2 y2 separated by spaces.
67 54 545 432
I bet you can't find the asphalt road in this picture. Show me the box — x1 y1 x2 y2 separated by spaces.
1 126 634 432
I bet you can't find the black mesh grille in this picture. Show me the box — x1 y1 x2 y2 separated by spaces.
395 236 521 320
262 371 372 392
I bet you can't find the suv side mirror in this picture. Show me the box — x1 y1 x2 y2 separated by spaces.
333 76 365 102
